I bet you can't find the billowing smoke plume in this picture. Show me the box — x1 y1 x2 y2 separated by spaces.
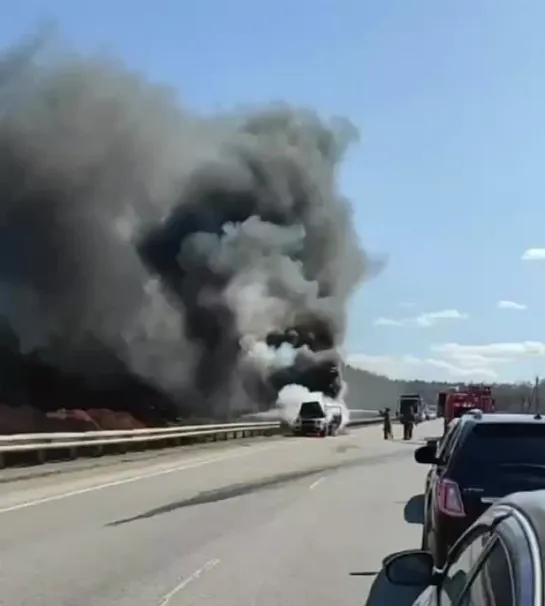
0 32 368 423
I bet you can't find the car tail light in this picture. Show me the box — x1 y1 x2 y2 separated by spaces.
437 479 466 517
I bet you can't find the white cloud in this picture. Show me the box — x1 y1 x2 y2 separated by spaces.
496 300 527 311
522 248 545 261
414 309 468 327
373 309 468 328
433 341 545 358
347 353 498 381
347 340 545 382
373 317 405 327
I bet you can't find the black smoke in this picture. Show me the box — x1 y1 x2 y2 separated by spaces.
0 33 367 423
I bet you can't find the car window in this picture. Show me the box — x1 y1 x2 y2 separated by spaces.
437 422 461 462
458 538 514 606
439 530 491 606
436 428 454 459
455 423 545 471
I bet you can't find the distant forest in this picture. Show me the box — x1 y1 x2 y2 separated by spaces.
343 364 542 413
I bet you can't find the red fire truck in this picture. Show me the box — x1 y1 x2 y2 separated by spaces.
439 384 495 432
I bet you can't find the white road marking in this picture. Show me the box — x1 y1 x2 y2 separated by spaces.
158 559 220 606
0 444 280 515
309 476 326 490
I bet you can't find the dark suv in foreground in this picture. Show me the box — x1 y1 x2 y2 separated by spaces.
416 411 545 567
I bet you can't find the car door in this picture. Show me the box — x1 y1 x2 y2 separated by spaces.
431 421 461 481
427 421 462 531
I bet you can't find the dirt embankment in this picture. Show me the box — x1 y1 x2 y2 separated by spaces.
0 405 146 434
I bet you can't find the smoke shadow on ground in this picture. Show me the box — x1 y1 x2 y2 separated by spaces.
107 467 330 526
404 494 425 525
360 561 424 606
107 449 415 527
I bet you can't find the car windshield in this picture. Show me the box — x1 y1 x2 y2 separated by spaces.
299 401 325 419
456 423 545 468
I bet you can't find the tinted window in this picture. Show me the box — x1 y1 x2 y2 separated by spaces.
437 421 461 460
299 402 324 418
456 423 545 468
460 539 514 606
440 531 490 606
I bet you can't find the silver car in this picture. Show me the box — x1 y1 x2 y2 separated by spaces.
384 489 544 605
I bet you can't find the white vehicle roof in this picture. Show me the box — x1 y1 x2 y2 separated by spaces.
301 391 326 403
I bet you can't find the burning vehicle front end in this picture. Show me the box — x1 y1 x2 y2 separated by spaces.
292 393 330 437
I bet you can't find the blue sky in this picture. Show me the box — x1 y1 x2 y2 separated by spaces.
3 0 545 383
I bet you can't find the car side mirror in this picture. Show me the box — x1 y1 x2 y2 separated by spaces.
384 550 435 586
425 438 439 450
414 445 438 465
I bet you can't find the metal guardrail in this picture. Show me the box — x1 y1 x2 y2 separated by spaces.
0 416 383 468
346 417 382 427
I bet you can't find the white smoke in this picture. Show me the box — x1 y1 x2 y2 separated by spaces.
327 380 351 431
276 383 315 423
276 376 351 429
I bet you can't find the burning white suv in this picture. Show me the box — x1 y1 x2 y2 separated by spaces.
292 392 341 437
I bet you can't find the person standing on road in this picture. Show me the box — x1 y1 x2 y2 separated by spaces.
382 407 393 440
400 405 416 440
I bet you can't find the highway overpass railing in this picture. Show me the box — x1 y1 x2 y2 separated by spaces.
0 415 383 469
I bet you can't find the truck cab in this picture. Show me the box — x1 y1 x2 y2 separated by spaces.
292 393 329 437
398 394 423 422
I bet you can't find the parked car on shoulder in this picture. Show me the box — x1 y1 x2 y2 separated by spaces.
417 410 545 567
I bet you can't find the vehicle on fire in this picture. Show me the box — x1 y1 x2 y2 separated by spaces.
292 393 338 437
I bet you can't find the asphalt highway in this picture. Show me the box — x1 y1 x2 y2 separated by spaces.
0 419 442 606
